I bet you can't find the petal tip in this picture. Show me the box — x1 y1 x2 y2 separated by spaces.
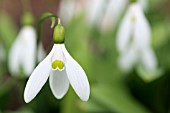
80 93 90 102
24 92 31 103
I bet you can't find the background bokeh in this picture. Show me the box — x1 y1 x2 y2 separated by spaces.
0 0 170 113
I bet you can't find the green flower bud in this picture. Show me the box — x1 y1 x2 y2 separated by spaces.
21 12 34 26
53 24 65 44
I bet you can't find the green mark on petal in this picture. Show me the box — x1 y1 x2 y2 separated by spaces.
52 60 64 70
131 16 136 24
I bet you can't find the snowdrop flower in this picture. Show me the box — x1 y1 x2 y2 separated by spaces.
8 26 36 76
24 23 90 103
116 3 157 73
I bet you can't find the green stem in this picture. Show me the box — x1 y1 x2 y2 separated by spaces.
37 12 61 45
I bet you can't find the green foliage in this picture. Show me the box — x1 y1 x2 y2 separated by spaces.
0 12 17 51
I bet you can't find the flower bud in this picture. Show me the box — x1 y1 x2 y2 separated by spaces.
21 12 34 26
131 0 137 3
53 24 65 44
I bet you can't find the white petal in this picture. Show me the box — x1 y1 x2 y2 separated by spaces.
116 8 134 53
133 3 151 49
118 47 138 73
8 33 22 75
62 44 90 101
24 45 55 103
140 47 157 71
49 69 69 99
20 26 36 76
51 44 65 63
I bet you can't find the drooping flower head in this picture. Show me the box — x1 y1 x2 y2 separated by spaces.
24 18 90 103
116 2 157 74
8 12 36 76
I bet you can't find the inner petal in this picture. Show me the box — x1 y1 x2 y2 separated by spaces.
52 60 64 70
51 44 66 71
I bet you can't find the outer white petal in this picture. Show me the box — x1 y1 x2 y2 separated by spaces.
140 47 157 71
116 6 134 53
132 3 151 49
20 26 36 76
8 33 22 75
24 45 55 103
49 69 69 99
62 44 90 101
118 47 138 72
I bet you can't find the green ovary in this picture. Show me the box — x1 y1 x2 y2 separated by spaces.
52 60 64 70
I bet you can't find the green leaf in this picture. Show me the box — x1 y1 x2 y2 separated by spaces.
90 84 151 113
4 107 35 113
0 12 18 50
80 98 109 112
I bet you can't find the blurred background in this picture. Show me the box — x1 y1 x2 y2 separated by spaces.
0 0 170 113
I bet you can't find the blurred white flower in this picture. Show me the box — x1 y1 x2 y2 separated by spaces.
116 3 157 73
24 44 90 103
8 26 36 76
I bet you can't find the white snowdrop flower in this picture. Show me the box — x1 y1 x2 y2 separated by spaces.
24 23 90 103
116 3 157 73
8 26 36 76
101 0 128 32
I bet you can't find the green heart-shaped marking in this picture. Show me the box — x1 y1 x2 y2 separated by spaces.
52 60 64 70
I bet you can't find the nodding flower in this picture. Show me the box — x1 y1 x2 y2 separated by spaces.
24 22 90 103
116 3 157 73
8 26 36 76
